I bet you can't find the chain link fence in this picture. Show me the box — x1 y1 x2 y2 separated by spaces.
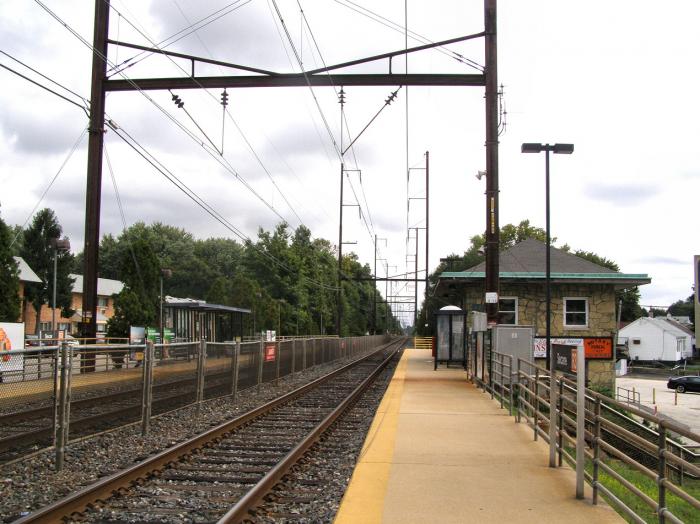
1 335 388 468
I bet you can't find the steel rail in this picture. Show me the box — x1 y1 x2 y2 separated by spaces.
0 372 234 455
14 339 402 524
218 343 401 522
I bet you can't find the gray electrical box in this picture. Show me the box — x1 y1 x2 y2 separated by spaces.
492 325 534 364
471 311 487 332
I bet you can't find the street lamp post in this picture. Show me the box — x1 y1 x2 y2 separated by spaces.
521 142 574 468
50 238 71 342
160 269 172 344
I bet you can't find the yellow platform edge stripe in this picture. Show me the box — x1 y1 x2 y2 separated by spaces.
334 350 409 524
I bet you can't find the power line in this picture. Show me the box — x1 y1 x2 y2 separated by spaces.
0 61 88 117
270 0 341 159
109 122 340 292
34 0 294 228
106 1 308 229
107 0 252 76
9 128 88 248
331 0 483 71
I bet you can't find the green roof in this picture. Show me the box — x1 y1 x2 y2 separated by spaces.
440 271 649 282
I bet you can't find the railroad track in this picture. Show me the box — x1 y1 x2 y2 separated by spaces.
0 370 239 463
15 338 404 523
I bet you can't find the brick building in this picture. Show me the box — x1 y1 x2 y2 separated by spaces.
435 239 650 389
21 272 123 337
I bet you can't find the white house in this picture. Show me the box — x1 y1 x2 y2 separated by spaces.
619 317 693 363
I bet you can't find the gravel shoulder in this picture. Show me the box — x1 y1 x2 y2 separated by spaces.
0 361 345 522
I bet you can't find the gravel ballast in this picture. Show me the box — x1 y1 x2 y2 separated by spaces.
0 359 355 523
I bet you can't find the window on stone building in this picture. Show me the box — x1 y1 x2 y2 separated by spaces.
39 322 52 332
97 296 108 308
498 297 518 325
564 298 588 327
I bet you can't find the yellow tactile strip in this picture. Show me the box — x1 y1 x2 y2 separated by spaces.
334 348 408 524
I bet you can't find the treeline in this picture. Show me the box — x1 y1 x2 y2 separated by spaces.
75 222 399 338
415 220 645 336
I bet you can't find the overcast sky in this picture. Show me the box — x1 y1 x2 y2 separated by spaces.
1 0 699 326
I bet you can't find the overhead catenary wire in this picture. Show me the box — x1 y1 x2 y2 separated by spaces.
107 0 252 77
28 0 363 290
109 121 340 291
331 0 483 71
9 128 88 248
33 0 296 228
106 0 307 229
0 61 89 117
270 0 341 159
104 142 146 292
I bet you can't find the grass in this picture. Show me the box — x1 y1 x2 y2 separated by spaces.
589 458 700 523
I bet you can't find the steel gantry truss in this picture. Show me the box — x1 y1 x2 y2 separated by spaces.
79 0 501 343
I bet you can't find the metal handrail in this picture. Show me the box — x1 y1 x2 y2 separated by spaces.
479 350 700 523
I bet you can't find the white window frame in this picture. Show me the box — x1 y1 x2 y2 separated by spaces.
498 296 518 325
563 297 588 329
97 296 108 308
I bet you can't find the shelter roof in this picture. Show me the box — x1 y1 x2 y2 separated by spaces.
438 239 650 287
14 256 41 283
165 296 251 314
71 274 124 296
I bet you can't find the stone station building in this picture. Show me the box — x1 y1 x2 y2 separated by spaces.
436 239 650 389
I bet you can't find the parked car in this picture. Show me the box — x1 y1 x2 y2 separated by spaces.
667 376 700 393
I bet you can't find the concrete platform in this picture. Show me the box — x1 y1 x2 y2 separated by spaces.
335 348 622 524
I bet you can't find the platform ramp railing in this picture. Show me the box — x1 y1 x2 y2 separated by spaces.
474 349 700 523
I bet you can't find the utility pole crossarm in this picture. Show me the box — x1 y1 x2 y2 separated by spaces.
105 74 484 91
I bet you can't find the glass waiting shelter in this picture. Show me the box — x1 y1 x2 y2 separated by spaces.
434 305 467 370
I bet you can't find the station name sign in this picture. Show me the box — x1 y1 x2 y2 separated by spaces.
534 336 613 360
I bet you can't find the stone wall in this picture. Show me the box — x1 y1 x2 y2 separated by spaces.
463 281 617 391
464 282 617 338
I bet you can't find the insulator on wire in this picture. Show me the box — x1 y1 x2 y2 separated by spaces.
221 89 229 107
338 88 346 105
171 93 184 109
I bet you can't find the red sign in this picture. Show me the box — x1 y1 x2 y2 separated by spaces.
264 343 276 362
584 338 612 359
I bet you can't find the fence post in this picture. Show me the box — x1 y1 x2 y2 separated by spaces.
303 338 307 371
592 396 601 505
575 344 585 500
231 341 240 399
508 355 514 416
658 422 667 523
549 370 557 468
141 341 154 436
558 379 564 467
490 352 495 401
257 338 264 392
515 358 521 423
534 367 539 441
196 338 206 406
54 342 72 471
275 341 280 386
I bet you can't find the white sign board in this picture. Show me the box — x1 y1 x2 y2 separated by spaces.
0 322 25 372
533 337 584 358
265 330 277 342
485 292 499 304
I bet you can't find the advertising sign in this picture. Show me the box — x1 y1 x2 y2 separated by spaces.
553 344 578 373
534 337 613 359
129 326 145 362
0 323 25 373
264 330 276 342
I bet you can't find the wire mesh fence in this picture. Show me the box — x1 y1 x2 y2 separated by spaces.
1 335 389 468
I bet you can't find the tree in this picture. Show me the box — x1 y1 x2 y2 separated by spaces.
106 237 161 338
0 209 20 322
416 219 644 335
668 295 695 324
20 209 74 334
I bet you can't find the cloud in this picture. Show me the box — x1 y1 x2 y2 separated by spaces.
583 183 659 206
635 256 687 266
